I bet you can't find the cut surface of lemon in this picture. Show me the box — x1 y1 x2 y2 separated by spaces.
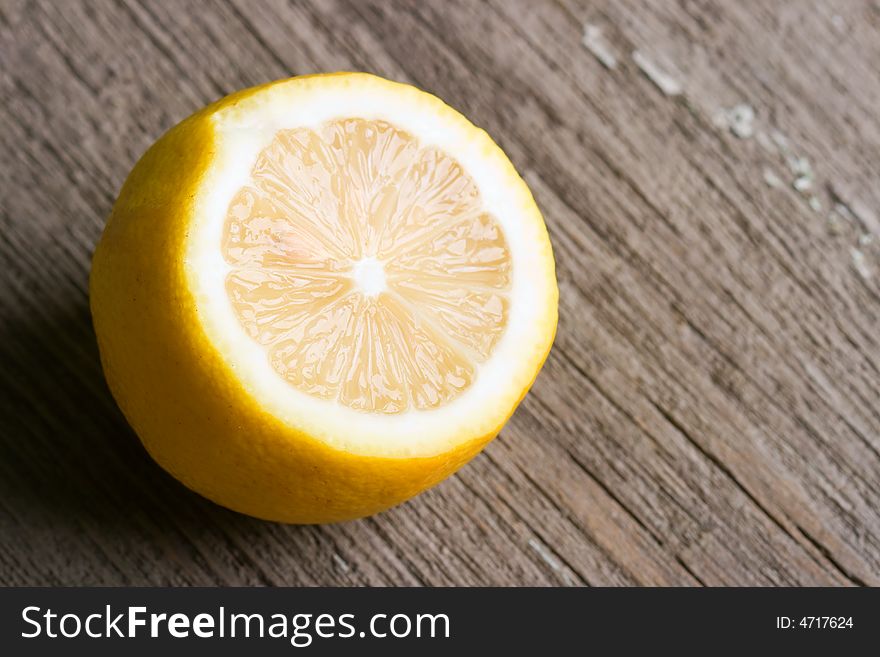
91 73 557 523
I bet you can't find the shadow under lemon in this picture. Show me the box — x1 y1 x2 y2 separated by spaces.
0 287 327 584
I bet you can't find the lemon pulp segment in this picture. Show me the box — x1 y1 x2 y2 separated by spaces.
222 119 511 414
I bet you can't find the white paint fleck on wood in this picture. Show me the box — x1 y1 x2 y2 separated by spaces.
528 538 578 586
332 553 350 573
632 50 682 96
727 104 755 139
850 248 873 279
582 24 618 70
528 537 562 571
763 167 783 188
794 175 812 192
787 155 813 178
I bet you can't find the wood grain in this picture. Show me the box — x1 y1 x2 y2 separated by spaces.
1 0 878 586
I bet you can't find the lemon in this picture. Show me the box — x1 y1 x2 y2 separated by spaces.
90 73 557 523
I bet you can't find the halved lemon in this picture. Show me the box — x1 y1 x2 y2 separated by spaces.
90 73 557 523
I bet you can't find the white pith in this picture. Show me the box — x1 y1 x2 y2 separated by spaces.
352 257 387 297
185 75 556 458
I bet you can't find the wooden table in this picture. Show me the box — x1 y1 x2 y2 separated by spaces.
2 0 878 586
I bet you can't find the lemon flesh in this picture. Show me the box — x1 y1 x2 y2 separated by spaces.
90 73 557 523
224 118 509 413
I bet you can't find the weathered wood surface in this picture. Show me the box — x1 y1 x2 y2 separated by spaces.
1 0 878 586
